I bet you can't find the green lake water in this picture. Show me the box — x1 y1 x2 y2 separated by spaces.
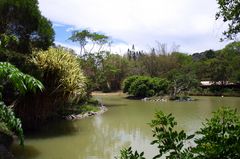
12 95 240 159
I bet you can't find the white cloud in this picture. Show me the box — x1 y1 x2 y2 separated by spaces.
52 23 65 27
66 27 75 32
55 41 130 55
39 0 230 53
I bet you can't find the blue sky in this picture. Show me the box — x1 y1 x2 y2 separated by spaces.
39 0 231 54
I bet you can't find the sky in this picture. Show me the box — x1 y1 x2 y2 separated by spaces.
38 0 231 54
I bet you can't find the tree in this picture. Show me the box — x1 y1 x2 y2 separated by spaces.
69 29 91 54
209 58 233 84
90 32 109 53
69 29 109 54
0 0 55 53
167 70 199 98
216 0 240 40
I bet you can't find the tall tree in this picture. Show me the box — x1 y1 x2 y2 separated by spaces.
0 0 55 53
69 29 91 55
69 29 109 54
216 0 240 40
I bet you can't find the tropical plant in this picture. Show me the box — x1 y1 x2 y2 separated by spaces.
11 48 87 129
0 62 44 145
0 62 44 95
0 102 23 145
32 48 87 102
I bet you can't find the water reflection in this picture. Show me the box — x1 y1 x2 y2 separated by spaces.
11 145 41 159
13 95 240 159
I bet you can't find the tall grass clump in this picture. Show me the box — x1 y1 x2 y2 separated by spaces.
32 48 87 102
15 48 87 130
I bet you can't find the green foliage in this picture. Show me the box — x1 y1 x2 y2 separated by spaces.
9 48 88 130
122 76 140 93
194 107 240 158
71 41 240 94
0 102 23 145
117 107 240 159
0 34 19 49
0 62 44 145
116 147 145 159
0 48 28 69
167 70 199 98
216 0 240 40
69 29 109 54
0 62 44 94
123 76 169 97
0 0 54 53
69 30 91 54
79 51 128 92
149 111 194 159
32 48 87 102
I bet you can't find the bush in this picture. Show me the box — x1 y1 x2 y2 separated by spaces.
15 48 87 130
32 48 87 102
150 77 169 95
123 76 169 97
122 75 139 93
116 107 240 159
194 107 240 158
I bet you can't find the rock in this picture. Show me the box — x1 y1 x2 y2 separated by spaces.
142 97 150 101
64 106 108 121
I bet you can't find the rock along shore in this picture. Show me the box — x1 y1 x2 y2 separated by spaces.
64 106 108 120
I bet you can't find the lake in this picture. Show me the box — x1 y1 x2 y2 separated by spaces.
12 94 240 159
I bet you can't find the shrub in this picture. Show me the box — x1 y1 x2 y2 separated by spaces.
194 107 240 158
32 48 87 102
123 76 169 97
14 48 87 129
150 77 169 95
116 107 240 159
122 75 139 93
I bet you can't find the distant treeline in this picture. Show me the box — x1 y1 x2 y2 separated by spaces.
79 42 240 96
